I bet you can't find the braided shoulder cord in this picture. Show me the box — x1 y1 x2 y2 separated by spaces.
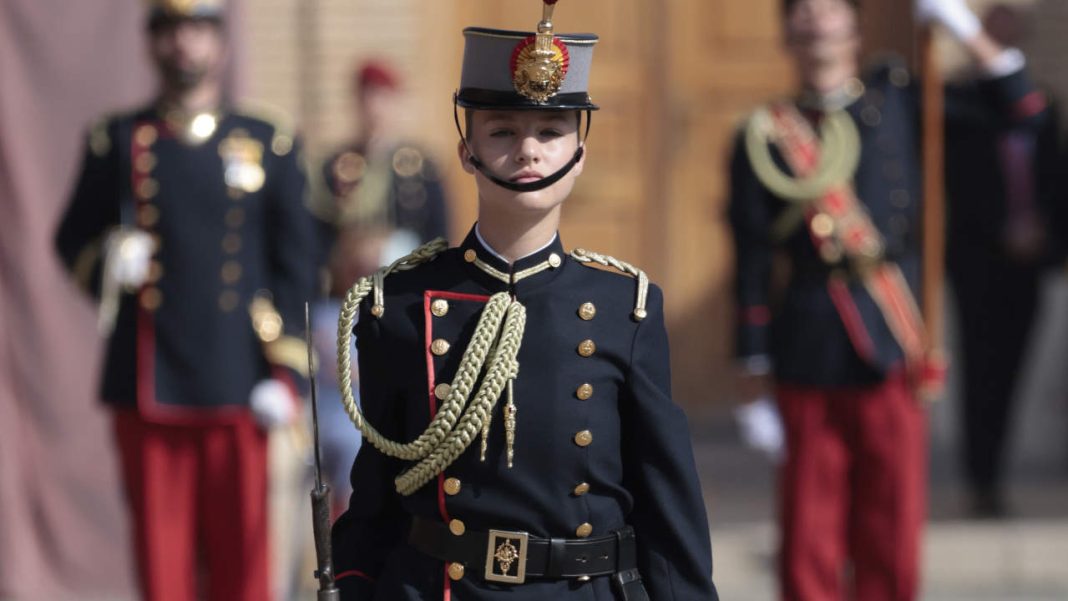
743 105 860 204
570 248 649 321
337 238 528 495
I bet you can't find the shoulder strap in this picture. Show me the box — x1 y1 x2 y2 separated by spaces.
570 248 649 321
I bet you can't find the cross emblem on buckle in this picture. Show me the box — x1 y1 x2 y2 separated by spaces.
484 530 529 584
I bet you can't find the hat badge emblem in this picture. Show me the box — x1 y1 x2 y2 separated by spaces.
510 1 569 103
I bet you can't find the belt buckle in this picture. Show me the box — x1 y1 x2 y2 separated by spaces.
484 529 529 584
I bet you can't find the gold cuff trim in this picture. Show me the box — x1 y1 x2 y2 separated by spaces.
265 335 314 378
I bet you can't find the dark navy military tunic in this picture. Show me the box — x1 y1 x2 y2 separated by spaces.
55 105 318 420
729 63 1048 386
332 228 718 600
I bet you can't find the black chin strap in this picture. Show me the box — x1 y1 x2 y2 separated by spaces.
453 97 592 193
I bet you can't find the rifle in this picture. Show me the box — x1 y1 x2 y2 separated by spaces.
306 302 340 600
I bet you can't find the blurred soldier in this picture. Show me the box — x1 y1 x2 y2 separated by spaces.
53 1 318 599
310 59 452 511
729 0 1050 599
312 59 450 265
330 1 718 599
945 2 1063 518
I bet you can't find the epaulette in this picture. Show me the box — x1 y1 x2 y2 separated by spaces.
364 238 450 318
232 100 297 156
570 248 649 321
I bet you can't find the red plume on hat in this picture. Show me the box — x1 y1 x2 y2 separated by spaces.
355 60 401 92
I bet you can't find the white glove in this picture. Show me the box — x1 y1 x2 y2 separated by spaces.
249 379 298 429
916 0 982 40
734 395 785 463
104 229 154 289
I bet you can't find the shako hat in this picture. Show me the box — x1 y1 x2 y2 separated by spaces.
455 0 597 192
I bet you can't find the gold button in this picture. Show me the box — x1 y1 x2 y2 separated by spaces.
448 562 465 581
137 178 159 199
138 204 160 228
444 477 462 496
548 253 562 268
576 383 593 401
573 482 590 496
464 249 477 263
431 299 449 317
575 523 593 538
147 261 164 283
578 302 596 321
810 213 834 238
577 340 596 357
221 260 242 284
140 287 162 311
434 383 452 400
225 207 245 228
574 430 593 447
633 307 647 321
135 152 157 173
221 232 242 254
218 290 239 312
431 339 450 356
134 124 157 147
449 519 466 536
370 304 384 318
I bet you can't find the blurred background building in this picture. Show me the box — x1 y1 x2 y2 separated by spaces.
0 0 1066 599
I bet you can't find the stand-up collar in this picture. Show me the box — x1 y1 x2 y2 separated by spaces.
459 225 568 293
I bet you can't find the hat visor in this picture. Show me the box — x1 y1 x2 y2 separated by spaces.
456 89 599 111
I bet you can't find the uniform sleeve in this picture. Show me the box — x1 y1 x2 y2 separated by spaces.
262 136 319 380
975 64 1050 129
622 285 718 600
727 132 775 365
55 120 122 298
331 306 410 600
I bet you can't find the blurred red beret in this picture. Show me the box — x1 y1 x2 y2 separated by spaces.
355 60 401 92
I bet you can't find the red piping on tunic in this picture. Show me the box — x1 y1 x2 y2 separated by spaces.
424 289 490 601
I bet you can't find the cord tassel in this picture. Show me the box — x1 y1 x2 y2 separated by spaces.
505 379 517 468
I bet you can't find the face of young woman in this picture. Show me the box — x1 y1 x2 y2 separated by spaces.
461 110 585 219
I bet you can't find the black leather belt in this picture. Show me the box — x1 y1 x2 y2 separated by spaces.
408 517 638 585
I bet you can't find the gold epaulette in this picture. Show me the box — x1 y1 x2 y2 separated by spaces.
233 101 296 157
569 248 649 321
366 238 450 318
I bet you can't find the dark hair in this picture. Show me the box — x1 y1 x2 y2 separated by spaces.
782 0 859 14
